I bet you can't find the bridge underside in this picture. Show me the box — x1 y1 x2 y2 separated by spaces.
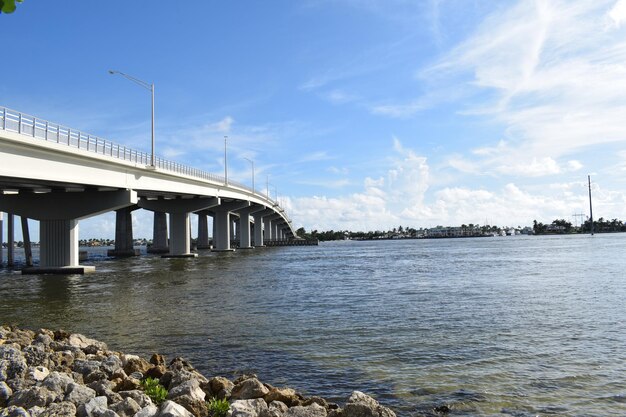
0 177 295 273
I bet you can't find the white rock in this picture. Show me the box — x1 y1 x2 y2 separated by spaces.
230 398 268 417
157 400 194 417
284 403 327 417
133 404 159 417
30 366 49 382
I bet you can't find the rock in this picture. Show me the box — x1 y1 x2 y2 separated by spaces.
76 396 108 417
342 391 395 417
260 401 289 417
116 377 141 392
231 378 269 400
29 366 50 382
84 370 109 384
157 400 194 417
172 394 208 417
0 380 13 406
68 334 107 352
149 355 165 367
110 397 142 417
265 388 301 407
208 376 234 400
118 390 153 408
37 401 77 417
22 346 48 368
284 404 327 417
73 360 102 377
167 379 205 402
230 398 268 417
33 334 53 347
145 366 165 380
123 358 151 377
5 329 35 348
0 405 30 417
101 356 123 376
133 404 158 417
88 380 123 404
65 382 96 405
53 330 71 341
167 370 208 390
0 345 28 382
302 397 328 409
49 351 74 371
42 371 74 397
8 386 56 408
167 358 194 373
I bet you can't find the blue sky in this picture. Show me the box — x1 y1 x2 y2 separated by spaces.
3 0 626 237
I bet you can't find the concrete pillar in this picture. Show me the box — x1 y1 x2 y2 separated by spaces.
39 220 80 268
197 212 210 249
237 215 251 249
148 211 169 254
211 213 216 247
213 210 232 252
263 218 272 241
168 212 194 257
7 213 14 267
21 217 33 267
231 217 237 242
234 218 241 241
253 212 264 247
108 206 139 257
272 220 279 241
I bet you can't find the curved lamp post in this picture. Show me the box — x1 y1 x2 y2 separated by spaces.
108 70 155 167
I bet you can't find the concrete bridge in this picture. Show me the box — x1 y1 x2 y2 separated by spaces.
0 106 297 273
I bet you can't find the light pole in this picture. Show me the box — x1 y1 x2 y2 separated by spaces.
224 135 228 185
243 157 254 193
108 70 155 167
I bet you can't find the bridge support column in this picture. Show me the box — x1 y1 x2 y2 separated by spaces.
108 206 140 257
7 213 14 267
263 218 272 241
166 212 195 258
211 201 250 252
36 219 88 270
236 205 268 249
196 211 211 249
253 212 266 247
139 197 219 258
148 211 169 254
21 217 33 267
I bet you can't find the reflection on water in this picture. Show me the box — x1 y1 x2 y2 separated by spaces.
2 234 626 416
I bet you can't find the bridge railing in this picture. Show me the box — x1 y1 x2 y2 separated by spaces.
0 106 293 227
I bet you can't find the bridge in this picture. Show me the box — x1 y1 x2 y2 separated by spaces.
0 106 298 273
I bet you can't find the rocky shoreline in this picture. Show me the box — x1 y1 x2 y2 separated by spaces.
0 326 396 417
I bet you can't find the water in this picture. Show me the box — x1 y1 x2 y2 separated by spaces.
1 234 626 416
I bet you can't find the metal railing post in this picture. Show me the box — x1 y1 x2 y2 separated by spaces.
18 113 22 134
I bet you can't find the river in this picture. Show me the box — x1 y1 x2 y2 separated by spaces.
1 234 625 416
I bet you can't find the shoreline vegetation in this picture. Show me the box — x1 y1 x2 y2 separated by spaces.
2 218 624 249
0 325 396 417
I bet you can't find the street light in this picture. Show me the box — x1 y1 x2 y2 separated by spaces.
108 70 155 167
224 135 228 185
243 157 254 193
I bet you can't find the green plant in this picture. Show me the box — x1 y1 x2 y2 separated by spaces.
140 377 168 405
207 397 230 417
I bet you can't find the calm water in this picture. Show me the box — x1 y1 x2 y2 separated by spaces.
1 234 626 416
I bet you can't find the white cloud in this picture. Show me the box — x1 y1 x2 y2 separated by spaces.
609 0 626 27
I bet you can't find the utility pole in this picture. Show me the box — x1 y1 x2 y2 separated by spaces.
587 175 593 236
572 213 585 229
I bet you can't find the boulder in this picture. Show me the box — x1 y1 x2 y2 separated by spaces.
64 382 96 405
123 358 151 377
133 404 158 417
118 390 153 408
0 406 30 417
73 360 102 378
76 396 108 417
173 394 208 417
0 345 28 382
264 387 301 407
208 376 233 400
29 366 50 382
101 356 123 376
8 386 56 408
42 372 74 397
342 392 395 417
284 404 327 417
37 401 77 417
157 400 194 417
166 379 205 402
0 380 13 406
149 355 166 367
231 378 269 400
110 397 142 417
230 398 268 417
68 334 107 351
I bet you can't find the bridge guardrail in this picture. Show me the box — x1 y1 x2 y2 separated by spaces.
0 106 293 227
